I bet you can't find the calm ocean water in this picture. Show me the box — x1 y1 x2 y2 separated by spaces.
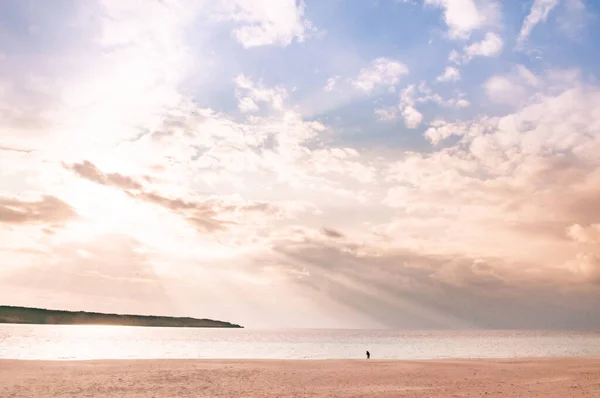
1 325 600 360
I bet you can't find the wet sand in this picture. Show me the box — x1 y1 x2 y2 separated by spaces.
1 357 599 397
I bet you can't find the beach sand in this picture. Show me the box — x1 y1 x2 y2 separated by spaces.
1 357 599 397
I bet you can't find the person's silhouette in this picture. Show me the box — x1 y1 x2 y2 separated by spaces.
366 350 370 359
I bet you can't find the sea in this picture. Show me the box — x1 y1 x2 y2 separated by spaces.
1 325 600 360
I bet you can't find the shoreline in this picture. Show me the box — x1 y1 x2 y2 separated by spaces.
2 355 600 362
2 357 600 397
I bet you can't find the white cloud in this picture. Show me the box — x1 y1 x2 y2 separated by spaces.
484 76 528 104
464 32 503 59
422 94 471 108
0 0 195 156
448 50 461 64
381 82 600 288
450 32 503 64
450 98 471 108
216 0 315 48
424 120 472 144
418 81 432 95
402 106 424 129
567 224 600 244
234 74 288 112
484 65 542 104
397 85 423 128
375 107 398 121
424 0 500 40
324 76 340 92
436 66 461 82
394 83 469 129
412 83 471 108
238 97 260 113
517 64 541 87
400 84 418 107
517 0 560 47
353 58 409 93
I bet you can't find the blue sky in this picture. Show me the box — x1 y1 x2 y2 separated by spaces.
1 0 600 329
176 0 600 151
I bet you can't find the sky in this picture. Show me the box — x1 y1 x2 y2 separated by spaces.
1 0 600 329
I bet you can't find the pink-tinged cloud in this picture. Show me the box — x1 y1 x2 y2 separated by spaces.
0 196 78 225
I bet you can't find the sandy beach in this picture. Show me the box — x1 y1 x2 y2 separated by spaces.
1 357 599 397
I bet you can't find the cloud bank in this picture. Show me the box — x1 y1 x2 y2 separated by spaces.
0 0 599 329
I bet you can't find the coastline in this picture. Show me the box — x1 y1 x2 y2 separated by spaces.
0 306 243 328
2 357 599 397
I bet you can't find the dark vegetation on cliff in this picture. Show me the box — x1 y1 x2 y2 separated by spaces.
0 306 243 328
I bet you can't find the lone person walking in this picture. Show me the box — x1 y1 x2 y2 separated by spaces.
366 350 370 359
